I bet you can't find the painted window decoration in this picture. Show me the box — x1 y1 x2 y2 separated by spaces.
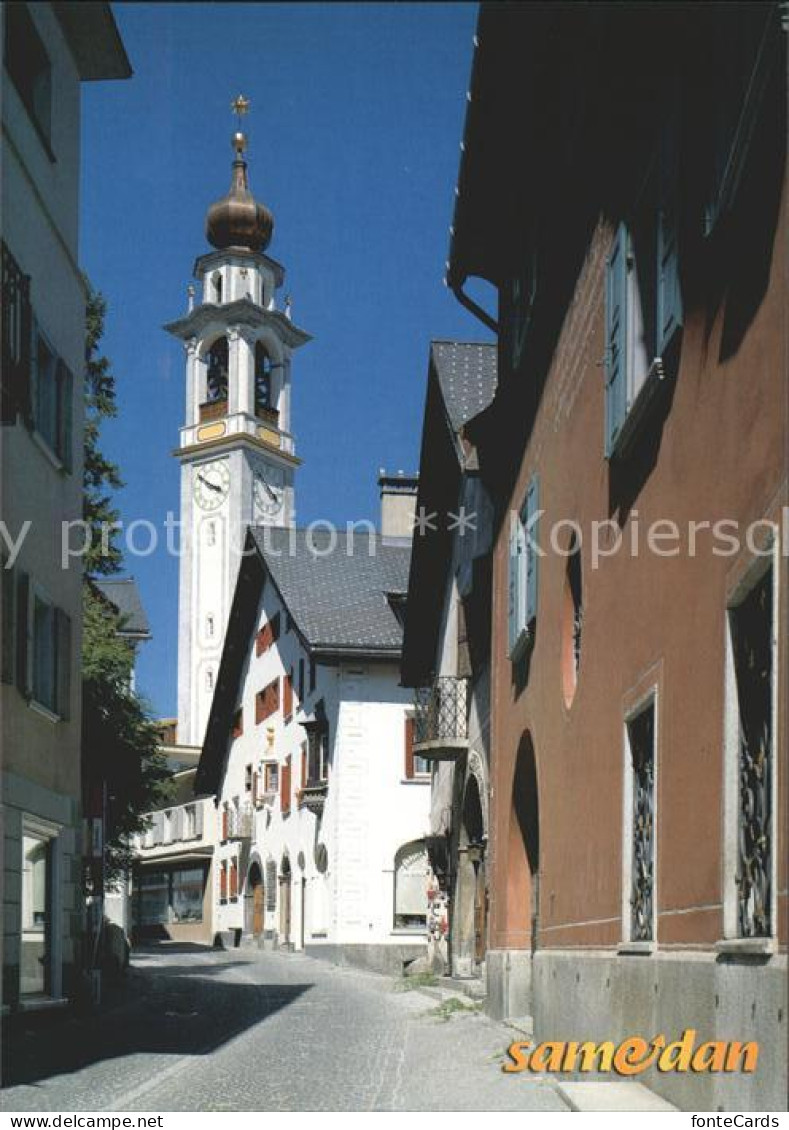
628 702 656 943
255 677 280 724
263 761 279 796
394 841 429 930
604 107 682 458
730 566 773 938
508 474 540 660
255 611 281 656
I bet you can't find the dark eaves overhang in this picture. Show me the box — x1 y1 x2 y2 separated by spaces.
401 363 461 687
53 2 132 81
447 3 555 315
195 534 264 799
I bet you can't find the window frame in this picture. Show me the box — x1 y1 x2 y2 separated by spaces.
721 541 779 949
621 691 658 949
507 474 540 661
3 2 54 158
604 116 682 461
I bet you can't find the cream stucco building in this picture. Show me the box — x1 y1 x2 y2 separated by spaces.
1 2 130 1010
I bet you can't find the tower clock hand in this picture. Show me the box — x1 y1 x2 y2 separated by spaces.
198 473 222 493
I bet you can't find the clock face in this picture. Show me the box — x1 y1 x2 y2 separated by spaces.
193 460 230 511
253 464 284 518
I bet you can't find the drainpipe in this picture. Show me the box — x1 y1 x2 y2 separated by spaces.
449 275 499 336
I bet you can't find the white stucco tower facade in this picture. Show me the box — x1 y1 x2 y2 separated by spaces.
164 116 310 747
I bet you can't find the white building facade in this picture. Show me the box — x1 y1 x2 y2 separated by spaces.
197 528 432 973
0 2 130 1010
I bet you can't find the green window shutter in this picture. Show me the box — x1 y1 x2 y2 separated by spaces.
656 118 683 357
58 362 74 471
15 570 30 695
525 475 540 626
507 513 521 656
1 562 15 683
55 607 71 720
605 224 628 457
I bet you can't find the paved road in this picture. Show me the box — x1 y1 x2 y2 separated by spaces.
2 945 567 1112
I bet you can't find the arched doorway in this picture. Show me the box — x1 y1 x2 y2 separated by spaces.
509 732 540 952
453 773 487 976
244 861 264 938
279 854 292 947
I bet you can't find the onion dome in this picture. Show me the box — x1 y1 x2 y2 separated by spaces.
205 132 274 253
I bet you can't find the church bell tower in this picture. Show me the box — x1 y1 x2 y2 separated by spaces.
164 97 310 747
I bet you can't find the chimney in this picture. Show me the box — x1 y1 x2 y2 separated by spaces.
378 469 418 539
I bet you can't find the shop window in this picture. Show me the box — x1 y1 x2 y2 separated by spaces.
394 841 429 930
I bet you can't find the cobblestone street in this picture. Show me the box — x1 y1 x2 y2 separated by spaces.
2 946 567 1112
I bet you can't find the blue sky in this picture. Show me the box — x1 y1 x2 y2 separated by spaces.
80 2 490 718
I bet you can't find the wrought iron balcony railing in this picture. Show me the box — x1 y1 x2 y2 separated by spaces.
298 780 328 816
413 676 469 761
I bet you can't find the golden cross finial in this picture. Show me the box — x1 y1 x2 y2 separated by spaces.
231 94 250 124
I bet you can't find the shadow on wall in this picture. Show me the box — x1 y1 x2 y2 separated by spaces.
2 954 314 1089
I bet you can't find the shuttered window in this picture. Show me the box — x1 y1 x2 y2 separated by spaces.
255 677 279 723
1 242 32 425
1 561 15 683
605 223 628 457
508 474 540 660
283 669 294 721
604 114 682 460
255 611 280 656
281 756 292 815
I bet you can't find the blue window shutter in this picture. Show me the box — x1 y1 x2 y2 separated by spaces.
507 513 520 656
656 119 683 357
525 475 540 625
605 224 628 457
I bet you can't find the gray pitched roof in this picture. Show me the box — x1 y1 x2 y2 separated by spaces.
94 577 151 638
249 527 410 654
430 341 497 434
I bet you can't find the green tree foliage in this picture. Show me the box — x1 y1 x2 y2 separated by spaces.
81 280 172 884
84 281 123 575
82 584 171 884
